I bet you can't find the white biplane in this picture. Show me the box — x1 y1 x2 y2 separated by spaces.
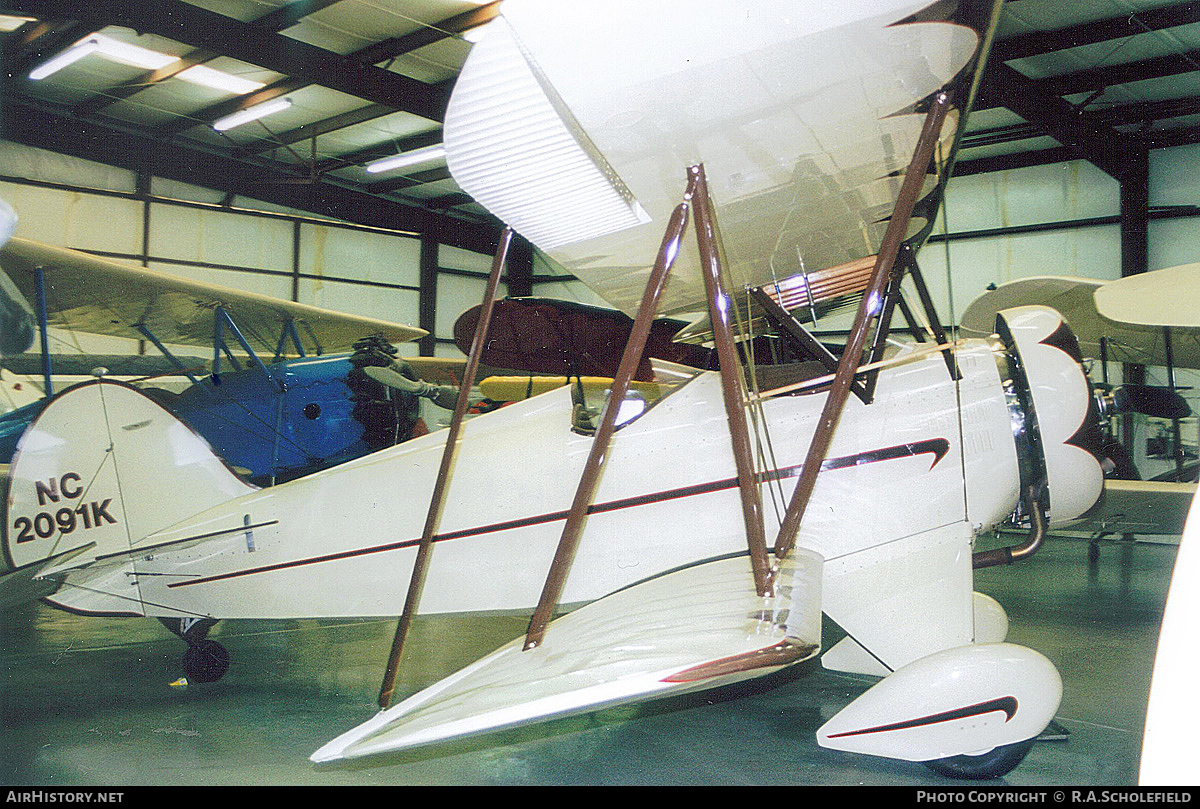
1 0 1160 779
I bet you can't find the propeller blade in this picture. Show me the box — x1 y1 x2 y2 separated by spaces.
1112 385 1192 420
364 366 461 410
364 365 424 395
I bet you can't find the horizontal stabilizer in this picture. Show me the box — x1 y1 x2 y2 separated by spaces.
0 542 93 609
313 552 822 763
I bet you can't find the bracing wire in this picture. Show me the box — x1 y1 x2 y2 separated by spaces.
936 140 972 524
710 211 790 532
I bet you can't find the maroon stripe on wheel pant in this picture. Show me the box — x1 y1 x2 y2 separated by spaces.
826 696 1019 739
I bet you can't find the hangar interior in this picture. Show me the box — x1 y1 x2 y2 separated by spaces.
0 0 1197 787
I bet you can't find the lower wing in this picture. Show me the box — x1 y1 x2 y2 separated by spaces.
313 552 822 762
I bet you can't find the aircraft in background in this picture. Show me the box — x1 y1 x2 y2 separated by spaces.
960 268 1198 538
2 0 1174 780
0 237 760 482
0 236 468 484
0 368 40 414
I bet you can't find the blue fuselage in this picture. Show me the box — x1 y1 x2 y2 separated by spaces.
0 354 419 484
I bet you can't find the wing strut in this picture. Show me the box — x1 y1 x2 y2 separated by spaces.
524 163 775 652
773 90 955 562
273 318 306 362
690 165 773 595
377 226 514 709
33 264 53 397
134 324 204 387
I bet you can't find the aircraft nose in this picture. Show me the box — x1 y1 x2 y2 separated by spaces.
1090 383 1192 480
994 306 1105 527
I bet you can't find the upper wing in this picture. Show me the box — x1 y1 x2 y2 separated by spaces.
443 0 978 319
0 237 425 356
960 276 1108 347
960 270 1200 369
1094 263 1200 332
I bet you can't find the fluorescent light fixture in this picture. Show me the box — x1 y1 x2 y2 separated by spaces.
366 144 447 174
177 64 265 95
92 34 177 70
29 33 177 80
212 97 293 131
29 37 100 79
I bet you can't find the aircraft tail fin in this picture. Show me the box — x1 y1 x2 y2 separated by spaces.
4 380 255 581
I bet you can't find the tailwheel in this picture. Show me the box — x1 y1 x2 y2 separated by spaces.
182 638 231 684
923 739 1035 780
159 617 230 684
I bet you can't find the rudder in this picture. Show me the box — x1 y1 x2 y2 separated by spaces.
3 381 255 594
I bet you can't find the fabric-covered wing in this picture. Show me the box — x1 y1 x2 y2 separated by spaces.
313 552 821 762
1069 480 1198 538
960 273 1200 369
443 0 978 318
1094 263 1200 332
0 238 425 355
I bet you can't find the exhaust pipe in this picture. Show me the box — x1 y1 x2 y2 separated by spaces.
973 483 1048 569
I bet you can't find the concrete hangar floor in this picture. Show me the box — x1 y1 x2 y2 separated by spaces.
0 534 1178 786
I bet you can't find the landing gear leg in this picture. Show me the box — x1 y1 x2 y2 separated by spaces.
159 617 231 683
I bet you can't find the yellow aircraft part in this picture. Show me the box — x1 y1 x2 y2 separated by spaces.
479 376 660 402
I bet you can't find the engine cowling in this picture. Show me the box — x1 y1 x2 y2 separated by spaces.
992 306 1105 528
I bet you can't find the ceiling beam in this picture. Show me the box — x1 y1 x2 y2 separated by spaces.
230 2 500 159
423 192 475 210
992 0 1200 62
1091 94 1200 128
348 1 500 67
4 0 449 121
1147 126 1200 148
69 48 220 118
252 0 344 32
201 2 493 157
156 76 310 137
954 92 1200 176
953 146 1075 177
1028 49 1200 99
0 94 502 254
312 129 445 174
235 103 402 156
1 17 94 78
366 166 452 195
981 62 1133 179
